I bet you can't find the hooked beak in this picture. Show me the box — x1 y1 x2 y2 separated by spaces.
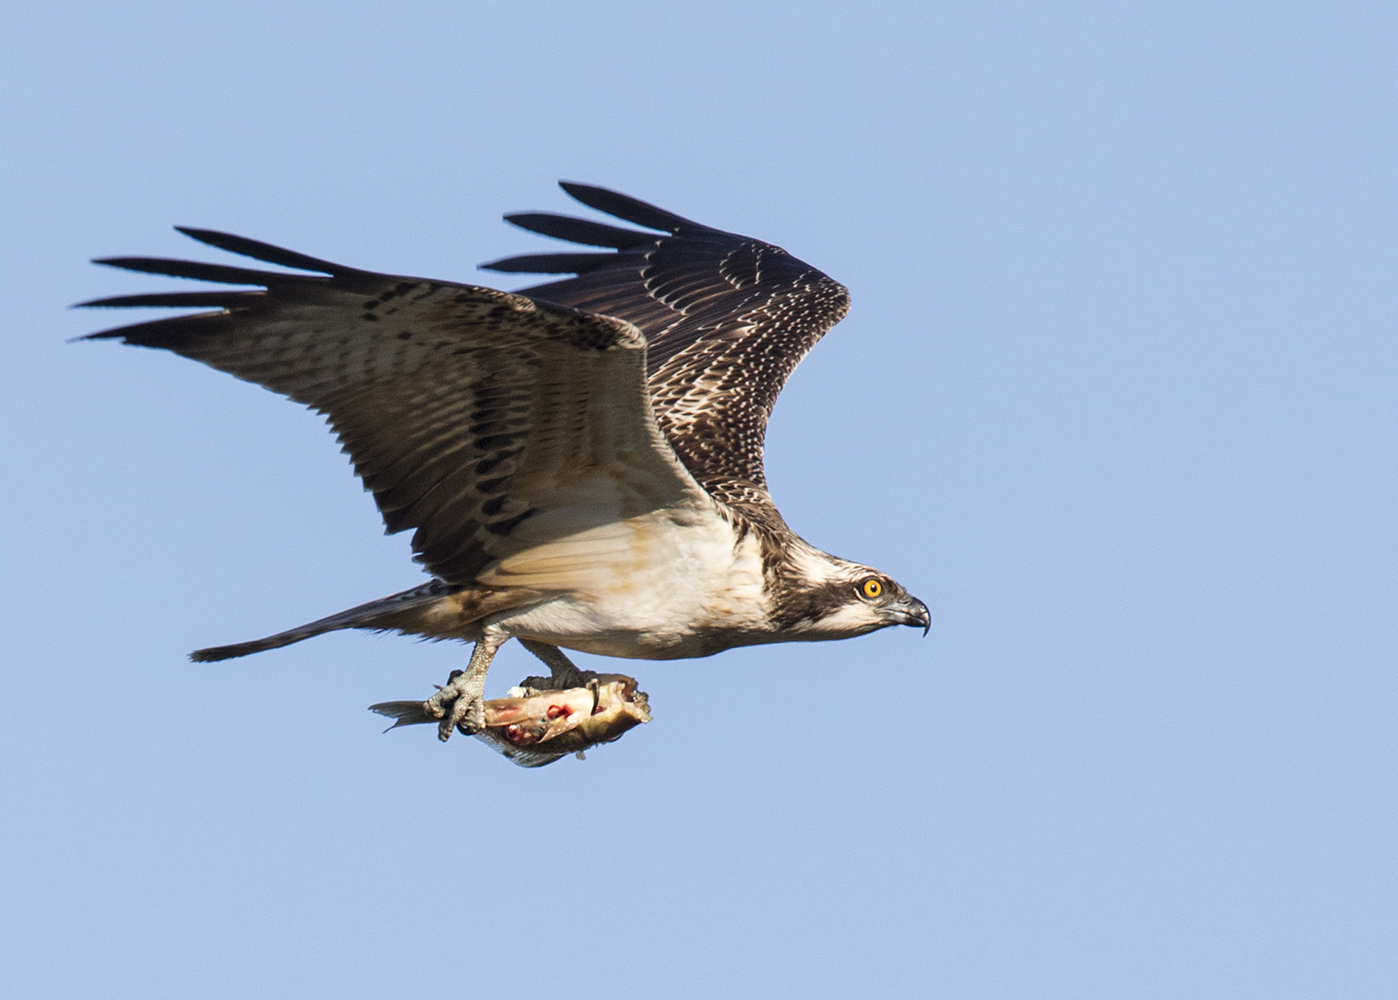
895 596 931 636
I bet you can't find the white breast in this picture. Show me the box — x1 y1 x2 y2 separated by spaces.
480 506 769 659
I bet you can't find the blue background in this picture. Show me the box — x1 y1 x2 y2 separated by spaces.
3 2 1394 996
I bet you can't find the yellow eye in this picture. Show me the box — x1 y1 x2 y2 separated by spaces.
860 578 883 599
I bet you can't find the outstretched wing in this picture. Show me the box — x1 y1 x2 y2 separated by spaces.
483 183 851 509
83 229 708 586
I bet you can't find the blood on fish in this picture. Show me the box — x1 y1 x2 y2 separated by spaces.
504 723 542 746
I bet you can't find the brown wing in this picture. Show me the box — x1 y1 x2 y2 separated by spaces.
483 183 851 511
83 229 707 586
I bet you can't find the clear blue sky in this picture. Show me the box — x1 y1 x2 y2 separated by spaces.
2 2 1394 997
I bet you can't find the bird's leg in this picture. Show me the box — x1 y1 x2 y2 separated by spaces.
423 629 506 741
518 639 601 692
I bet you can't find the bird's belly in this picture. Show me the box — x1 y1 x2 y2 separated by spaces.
501 599 741 660
487 509 768 659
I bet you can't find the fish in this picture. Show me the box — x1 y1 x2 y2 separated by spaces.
370 674 651 768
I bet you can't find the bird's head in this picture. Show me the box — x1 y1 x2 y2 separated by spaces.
771 546 930 640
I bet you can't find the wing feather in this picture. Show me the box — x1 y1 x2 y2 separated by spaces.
85 230 710 585
483 183 850 513
502 214 657 250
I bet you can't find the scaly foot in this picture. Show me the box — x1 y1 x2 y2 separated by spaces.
423 668 486 741
419 632 503 740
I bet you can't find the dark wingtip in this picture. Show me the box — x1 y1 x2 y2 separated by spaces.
88 255 299 287
479 251 618 275
502 212 659 250
557 181 701 234
76 290 253 310
172 227 345 275
68 330 109 344
557 180 601 198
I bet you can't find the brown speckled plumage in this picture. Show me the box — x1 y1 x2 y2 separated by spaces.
486 183 851 523
85 226 698 588
82 184 927 746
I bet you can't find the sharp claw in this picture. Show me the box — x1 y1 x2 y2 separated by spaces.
438 690 485 741
424 671 483 738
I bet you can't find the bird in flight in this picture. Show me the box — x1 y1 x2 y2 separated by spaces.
84 183 929 740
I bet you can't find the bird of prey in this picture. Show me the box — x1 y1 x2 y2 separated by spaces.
84 182 929 739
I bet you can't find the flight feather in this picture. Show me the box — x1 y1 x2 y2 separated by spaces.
484 183 851 514
83 231 708 586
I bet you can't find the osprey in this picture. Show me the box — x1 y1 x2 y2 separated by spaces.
85 183 929 739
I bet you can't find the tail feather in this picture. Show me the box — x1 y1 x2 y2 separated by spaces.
189 581 451 662
190 625 337 662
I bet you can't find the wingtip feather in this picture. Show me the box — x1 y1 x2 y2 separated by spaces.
172 227 345 275
557 181 699 234
479 251 620 275
502 212 658 249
